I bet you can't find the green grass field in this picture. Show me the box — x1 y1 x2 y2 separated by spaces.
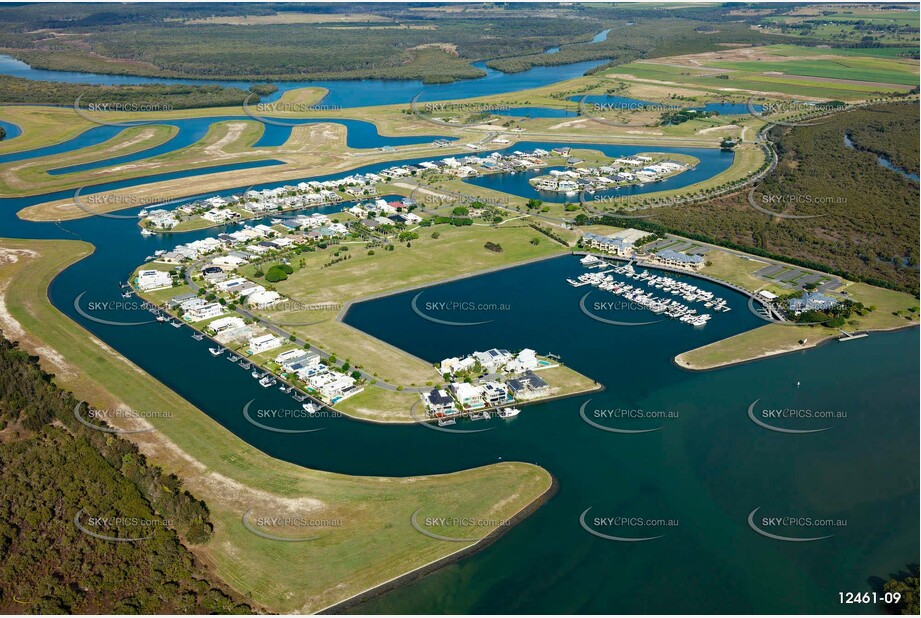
0 237 553 613
707 57 919 86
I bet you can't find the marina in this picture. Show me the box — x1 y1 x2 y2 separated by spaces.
569 260 730 326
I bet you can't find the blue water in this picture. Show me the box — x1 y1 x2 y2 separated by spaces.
465 144 733 202
0 54 608 108
495 106 578 119
0 119 22 140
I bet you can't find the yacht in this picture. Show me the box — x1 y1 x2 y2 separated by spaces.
302 402 321 414
259 375 276 388
208 347 223 357
497 407 521 418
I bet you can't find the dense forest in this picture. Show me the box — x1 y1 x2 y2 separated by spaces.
0 75 264 108
0 3 805 81
648 102 920 294
0 336 253 614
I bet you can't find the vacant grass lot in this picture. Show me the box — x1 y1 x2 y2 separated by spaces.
0 237 554 614
241 224 567 387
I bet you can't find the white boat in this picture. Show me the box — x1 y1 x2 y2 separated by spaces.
259 376 276 388
140 229 154 237
209 347 223 356
155 315 167 322
497 407 521 418
251 369 262 379
303 402 321 414
580 254 600 266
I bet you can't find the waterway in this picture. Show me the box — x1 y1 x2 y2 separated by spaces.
844 133 920 183
0 53 608 108
0 54 916 614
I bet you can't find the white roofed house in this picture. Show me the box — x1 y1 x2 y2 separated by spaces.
208 316 245 332
307 371 362 403
247 290 281 307
472 348 513 373
185 302 224 322
505 348 541 374
450 382 484 410
249 334 282 354
136 269 173 291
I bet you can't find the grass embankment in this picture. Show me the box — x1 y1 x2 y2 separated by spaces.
0 237 554 613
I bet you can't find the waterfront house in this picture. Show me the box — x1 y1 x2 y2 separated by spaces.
507 371 550 400
307 371 362 403
506 349 541 373
450 382 484 409
423 388 456 417
472 348 513 372
249 334 282 354
186 302 224 322
481 381 512 407
275 349 321 373
208 316 245 332
137 269 173 291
